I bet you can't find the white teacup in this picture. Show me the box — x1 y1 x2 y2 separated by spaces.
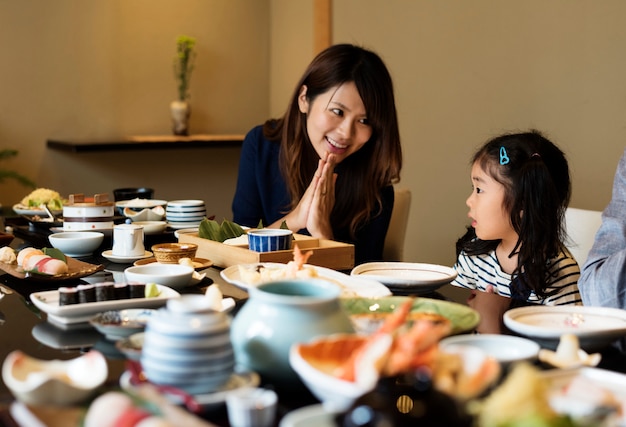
112 224 145 257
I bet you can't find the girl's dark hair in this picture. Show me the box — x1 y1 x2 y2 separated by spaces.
263 44 402 236
457 130 571 298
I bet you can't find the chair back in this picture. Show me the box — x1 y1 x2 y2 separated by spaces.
383 187 412 261
564 207 603 266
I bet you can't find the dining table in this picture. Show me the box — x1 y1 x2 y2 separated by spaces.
1 217 626 427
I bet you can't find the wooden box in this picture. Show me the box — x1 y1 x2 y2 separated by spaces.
178 233 355 271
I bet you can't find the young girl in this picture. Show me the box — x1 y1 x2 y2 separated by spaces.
232 44 402 264
452 130 582 334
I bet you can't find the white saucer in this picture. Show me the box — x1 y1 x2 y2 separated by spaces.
280 404 339 427
102 250 153 264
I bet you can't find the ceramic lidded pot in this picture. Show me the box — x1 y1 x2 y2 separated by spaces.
141 295 234 395
230 279 354 388
63 193 115 231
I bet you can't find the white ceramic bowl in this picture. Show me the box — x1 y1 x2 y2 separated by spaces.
439 333 540 366
289 334 370 412
124 264 194 289
132 221 168 235
504 305 626 351
123 206 165 222
2 350 108 406
48 231 104 257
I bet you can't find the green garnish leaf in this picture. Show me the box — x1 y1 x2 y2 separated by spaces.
221 219 246 240
256 219 264 229
42 247 67 263
198 218 246 242
198 218 222 241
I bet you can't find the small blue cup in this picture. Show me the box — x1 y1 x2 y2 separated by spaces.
247 229 293 252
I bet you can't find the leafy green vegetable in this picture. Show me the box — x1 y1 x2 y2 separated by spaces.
198 218 246 243
42 247 67 263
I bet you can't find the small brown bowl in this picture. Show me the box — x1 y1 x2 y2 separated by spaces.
151 243 198 264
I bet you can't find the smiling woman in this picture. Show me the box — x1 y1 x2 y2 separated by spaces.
232 44 403 265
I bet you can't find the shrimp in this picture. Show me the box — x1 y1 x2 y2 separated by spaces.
334 298 414 382
383 317 451 376
285 244 313 277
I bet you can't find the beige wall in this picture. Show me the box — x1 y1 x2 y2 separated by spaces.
331 1 626 267
0 0 270 222
2 1 624 269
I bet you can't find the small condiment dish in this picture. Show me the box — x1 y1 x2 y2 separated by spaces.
48 231 104 257
2 350 108 406
247 229 293 252
124 264 194 289
151 242 198 264
115 332 144 360
89 309 155 341
123 206 165 222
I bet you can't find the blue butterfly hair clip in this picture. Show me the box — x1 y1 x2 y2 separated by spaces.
499 147 510 165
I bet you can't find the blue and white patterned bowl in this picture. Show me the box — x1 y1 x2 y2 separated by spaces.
247 229 293 252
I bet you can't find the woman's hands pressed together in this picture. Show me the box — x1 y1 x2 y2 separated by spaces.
277 153 337 239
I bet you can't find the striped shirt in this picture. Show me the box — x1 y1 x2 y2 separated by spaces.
452 249 582 305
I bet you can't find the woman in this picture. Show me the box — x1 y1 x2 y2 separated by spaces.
232 44 402 264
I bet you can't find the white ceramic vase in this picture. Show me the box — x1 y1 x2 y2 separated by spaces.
170 100 190 136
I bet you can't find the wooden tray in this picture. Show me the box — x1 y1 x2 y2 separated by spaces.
178 233 355 271
0 257 104 281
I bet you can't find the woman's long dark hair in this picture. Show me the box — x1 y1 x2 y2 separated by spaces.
263 44 402 237
457 130 571 298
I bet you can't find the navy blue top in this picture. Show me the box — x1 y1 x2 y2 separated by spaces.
232 125 394 265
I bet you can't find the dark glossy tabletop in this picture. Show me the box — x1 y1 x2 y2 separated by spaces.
0 221 322 426
2 219 626 426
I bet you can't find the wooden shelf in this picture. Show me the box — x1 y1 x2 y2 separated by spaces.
47 134 245 153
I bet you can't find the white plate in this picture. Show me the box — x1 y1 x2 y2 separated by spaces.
174 228 199 238
166 216 205 222
115 199 168 209
168 222 202 230
119 369 260 411
102 250 153 263
166 199 205 208
504 305 626 351
280 404 338 427
29 284 179 322
439 333 540 365
221 263 391 298
13 205 63 216
350 262 457 294
542 367 626 424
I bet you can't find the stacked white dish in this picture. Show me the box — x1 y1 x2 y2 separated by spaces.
141 295 235 395
166 200 206 229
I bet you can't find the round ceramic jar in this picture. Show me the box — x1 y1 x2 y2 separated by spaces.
141 295 234 395
63 196 114 231
230 279 354 387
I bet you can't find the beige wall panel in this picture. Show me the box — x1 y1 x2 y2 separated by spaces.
333 0 626 266
0 0 269 223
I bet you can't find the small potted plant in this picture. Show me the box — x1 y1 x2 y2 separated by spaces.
171 35 196 136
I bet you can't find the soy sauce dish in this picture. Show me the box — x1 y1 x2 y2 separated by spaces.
89 309 155 341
